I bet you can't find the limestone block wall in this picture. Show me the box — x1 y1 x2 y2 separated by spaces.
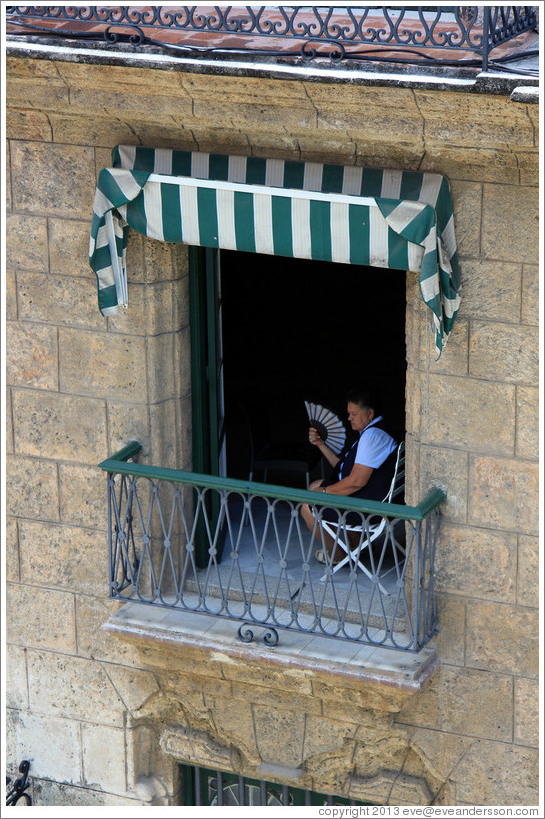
4 51 539 806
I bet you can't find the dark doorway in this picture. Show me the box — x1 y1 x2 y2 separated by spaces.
221 250 406 482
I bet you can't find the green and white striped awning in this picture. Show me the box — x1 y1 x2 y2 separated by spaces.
90 145 461 357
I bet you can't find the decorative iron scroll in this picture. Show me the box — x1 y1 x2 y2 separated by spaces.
6 760 32 806
238 623 280 646
5 6 539 72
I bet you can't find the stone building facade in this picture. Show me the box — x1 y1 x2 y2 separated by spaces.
4 30 540 808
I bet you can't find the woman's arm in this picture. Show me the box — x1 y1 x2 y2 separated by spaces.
309 428 340 469
321 463 373 496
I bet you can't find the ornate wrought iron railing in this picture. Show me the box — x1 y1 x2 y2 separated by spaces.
5 6 539 72
100 442 445 652
6 760 32 806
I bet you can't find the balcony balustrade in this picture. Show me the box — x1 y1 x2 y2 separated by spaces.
100 442 445 652
5 6 539 72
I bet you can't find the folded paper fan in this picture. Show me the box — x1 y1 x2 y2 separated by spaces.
304 401 347 455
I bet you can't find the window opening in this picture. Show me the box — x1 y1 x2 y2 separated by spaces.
180 764 372 806
220 250 407 486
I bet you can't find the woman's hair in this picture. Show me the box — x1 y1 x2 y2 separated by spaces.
346 386 383 415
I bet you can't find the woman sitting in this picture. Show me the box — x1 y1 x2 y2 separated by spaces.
300 386 398 564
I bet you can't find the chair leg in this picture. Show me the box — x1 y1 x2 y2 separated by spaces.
318 526 391 594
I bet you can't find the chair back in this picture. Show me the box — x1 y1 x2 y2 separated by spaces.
385 440 405 504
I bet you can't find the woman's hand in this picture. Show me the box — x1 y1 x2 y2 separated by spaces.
308 427 323 447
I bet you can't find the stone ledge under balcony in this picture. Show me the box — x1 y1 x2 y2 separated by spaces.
103 600 439 694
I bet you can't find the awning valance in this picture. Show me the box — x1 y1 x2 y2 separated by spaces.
89 145 461 357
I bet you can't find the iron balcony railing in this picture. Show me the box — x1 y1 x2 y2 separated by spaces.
99 442 445 652
5 6 539 73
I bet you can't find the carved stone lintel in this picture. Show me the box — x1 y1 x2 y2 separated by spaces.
349 769 432 806
160 725 241 773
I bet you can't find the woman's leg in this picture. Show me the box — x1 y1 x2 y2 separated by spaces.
301 487 345 561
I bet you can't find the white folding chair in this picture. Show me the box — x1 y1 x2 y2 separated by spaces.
317 441 405 591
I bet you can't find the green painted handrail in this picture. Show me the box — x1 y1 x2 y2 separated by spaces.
99 443 446 522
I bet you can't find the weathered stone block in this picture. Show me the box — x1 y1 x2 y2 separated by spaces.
19 520 104 595
469 321 538 385
33 781 139 807
147 400 179 470
49 218 96 278
6 266 17 320
389 772 433 806
514 677 539 747
482 183 539 265
408 727 473 788
6 321 59 390
424 318 469 377
436 523 516 602
457 259 522 323
6 708 82 785
6 454 59 521
425 374 516 455
453 741 538 805
11 142 96 219
198 98 317 132
448 181 482 257
50 112 149 146
6 213 48 273
517 147 539 186
5 645 29 710
146 332 177 404
230 679 321 717
201 694 262 766
105 664 161 715
426 593 466 667
465 601 538 677
6 150 12 210
77 596 141 666
59 327 148 401
12 389 107 462
107 282 180 337
521 264 539 326
175 327 193 405
17 271 104 331
419 445 468 523
6 76 70 109
140 234 181 283
5 388 14 455
246 132 300 159
82 724 127 795
253 705 306 768
303 715 358 761
414 91 535 148
27 650 127 726
398 665 513 741
105 401 150 459
516 386 539 460
517 535 539 609
7 583 76 653
468 455 539 535
6 107 53 141
298 138 357 166
5 517 19 582
422 145 520 184
356 142 425 172
59 463 104 528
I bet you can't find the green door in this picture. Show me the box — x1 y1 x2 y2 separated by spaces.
189 246 226 567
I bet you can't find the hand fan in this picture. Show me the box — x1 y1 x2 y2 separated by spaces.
304 401 347 454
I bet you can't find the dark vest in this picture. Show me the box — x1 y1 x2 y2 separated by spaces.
327 420 398 502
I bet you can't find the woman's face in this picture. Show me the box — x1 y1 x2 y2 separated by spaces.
347 401 374 432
